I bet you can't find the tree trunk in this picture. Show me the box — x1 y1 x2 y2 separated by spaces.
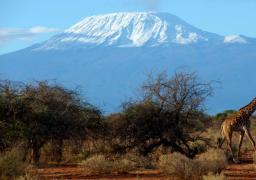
52 139 63 163
31 142 40 164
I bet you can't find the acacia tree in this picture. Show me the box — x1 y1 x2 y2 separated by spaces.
112 72 213 157
19 82 103 163
0 81 26 150
0 80 103 164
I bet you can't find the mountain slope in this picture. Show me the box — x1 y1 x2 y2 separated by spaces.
0 12 256 114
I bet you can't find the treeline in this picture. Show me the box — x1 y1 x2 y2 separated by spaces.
0 72 214 164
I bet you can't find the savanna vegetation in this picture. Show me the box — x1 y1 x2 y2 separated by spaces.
0 72 254 179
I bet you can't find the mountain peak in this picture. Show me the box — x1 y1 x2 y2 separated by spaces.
34 12 221 50
66 12 177 33
65 12 175 47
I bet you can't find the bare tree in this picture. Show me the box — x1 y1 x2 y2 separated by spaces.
112 71 213 157
142 71 212 113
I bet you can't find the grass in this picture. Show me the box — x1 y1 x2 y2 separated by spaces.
196 148 227 174
81 153 151 175
157 152 200 180
196 149 228 174
202 172 226 180
113 159 137 173
0 148 26 179
81 155 113 174
253 152 256 167
157 148 227 180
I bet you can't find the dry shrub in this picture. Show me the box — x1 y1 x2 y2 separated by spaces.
0 148 26 179
122 152 150 168
16 173 38 180
39 140 87 164
202 172 226 180
157 152 200 180
157 149 227 180
196 148 227 174
112 152 152 173
63 148 91 164
81 155 113 174
81 154 141 175
15 164 39 180
39 142 52 163
113 159 136 173
253 152 256 163
61 141 90 164
149 145 173 162
253 153 256 171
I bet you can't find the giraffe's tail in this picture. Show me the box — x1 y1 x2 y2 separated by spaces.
217 123 225 148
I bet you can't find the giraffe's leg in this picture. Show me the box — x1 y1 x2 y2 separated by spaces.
226 131 237 163
238 131 245 158
218 136 225 148
244 128 256 152
218 124 225 148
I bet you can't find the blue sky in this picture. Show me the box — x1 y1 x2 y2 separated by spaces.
0 0 255 55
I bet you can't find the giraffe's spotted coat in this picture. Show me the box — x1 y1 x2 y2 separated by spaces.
219 98 256 163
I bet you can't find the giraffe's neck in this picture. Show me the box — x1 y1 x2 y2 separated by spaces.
239 99 256 119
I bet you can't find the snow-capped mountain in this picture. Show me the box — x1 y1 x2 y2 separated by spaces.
1 12 256 114
34 12 222 50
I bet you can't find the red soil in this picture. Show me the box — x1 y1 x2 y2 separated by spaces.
33 167 170 180
224 150 256 180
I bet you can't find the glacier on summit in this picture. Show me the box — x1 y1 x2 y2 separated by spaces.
34 12 221 50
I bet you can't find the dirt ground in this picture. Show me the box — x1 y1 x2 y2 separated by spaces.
33 150 256 180
223 150 256 180
33 167 170 180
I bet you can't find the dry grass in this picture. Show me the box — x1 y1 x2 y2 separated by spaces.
157 152 200 180
122 152 151 168
113 159 137 173
196 148 228 174
81 155 113 174
0 148 27 179
157 148 227 180
16 173 38 180
202 172 226 180
253 152 256 164
81 153 149 175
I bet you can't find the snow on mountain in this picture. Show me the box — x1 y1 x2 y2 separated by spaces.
224 35 247 44
34 12 221 50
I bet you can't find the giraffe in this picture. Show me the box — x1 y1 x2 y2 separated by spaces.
218 98 256 163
